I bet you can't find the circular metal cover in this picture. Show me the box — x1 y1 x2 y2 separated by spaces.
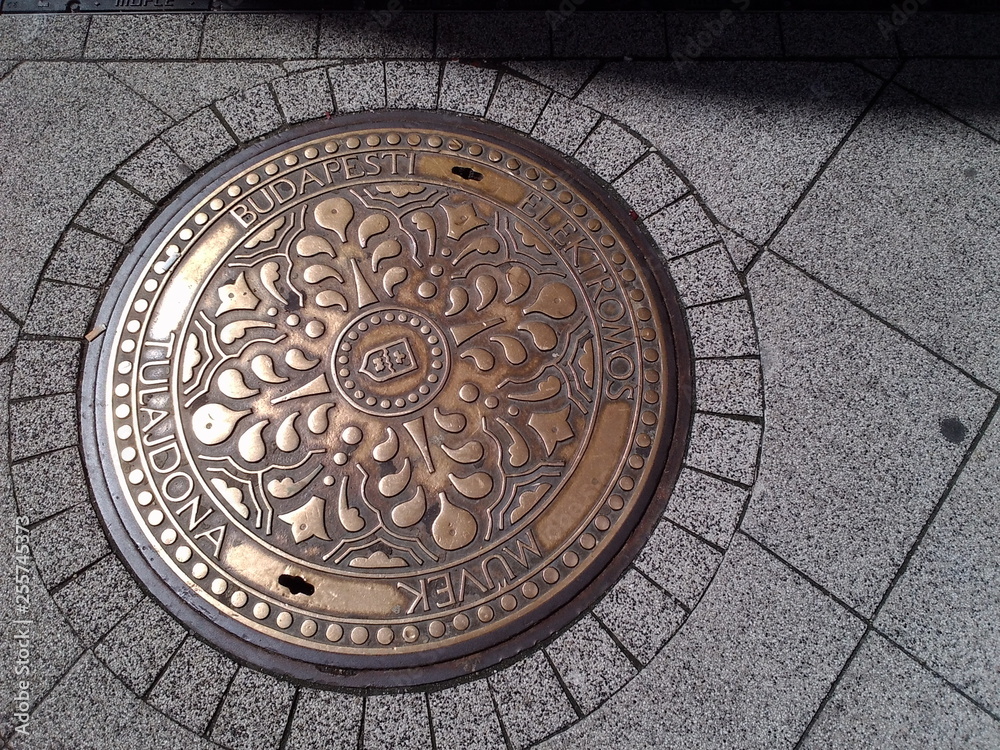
82 112 692 687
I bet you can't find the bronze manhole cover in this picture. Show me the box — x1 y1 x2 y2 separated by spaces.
82 112 692 687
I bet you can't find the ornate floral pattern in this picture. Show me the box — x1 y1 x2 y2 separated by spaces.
179 182 598 573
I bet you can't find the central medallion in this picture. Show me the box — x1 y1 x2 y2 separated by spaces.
82 112 692 687
334 308 448 415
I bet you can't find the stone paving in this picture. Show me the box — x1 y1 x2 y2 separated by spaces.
0 10 998 750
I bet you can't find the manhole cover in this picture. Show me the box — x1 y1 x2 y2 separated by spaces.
81 112 692 687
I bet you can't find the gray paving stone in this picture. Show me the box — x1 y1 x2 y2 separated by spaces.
285 688 362 750
385 60 440 110
803 633 1000 750
0 63 168 319
782 13 898 57
507 60 599 99
429 679 506 750
21 281 99 340
116 138 192 203
211 668 296 750
578 61 879 244
437 13 550 58
12 448 86 522
25 653 214 750
30 505 110 588
686 297 758 359
0 310 17 360
53 555 143 649
0 15 88 59
593 568 686 663
877 414 1000 714
273 67 334 124
666 467 748 549
10 392 77 462
46 228 122 288
745 253 994 616
897 60 1000 141
74 180 154 244
612 153 688 218
217 83 284 143
544 537 865 750
0 60 16 79
546 615 637 713
10 339 79 399
440 62 497 117
94 596 187 696
572 118 647 183
897 12 1000 57
148 636 239 734
719 225 759 271
694 357 763 417
644 196 719 258
328 61 385 113
84 14 202 60
635 521 722 608
531 94 600 154
771 86 1000 386
363 692 431 750
668 242 743 307
106 62 285 120
202 14 318 60
685 413 761 486
553 12 666 58
486 75 551 134
318 12 434 58
163 107 236 170
666 11 783 59
489 650 576 749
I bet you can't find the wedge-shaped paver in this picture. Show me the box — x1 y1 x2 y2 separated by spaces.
507 60 599 99
328 61 385 113
284 688 362 750
211 668 296 750
429 679 507 750
148 636 238 734
95 596 187 696
666 467 748 549
439 62 497 117
364 692 431 750
546 615 637 713
490 650 577 749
